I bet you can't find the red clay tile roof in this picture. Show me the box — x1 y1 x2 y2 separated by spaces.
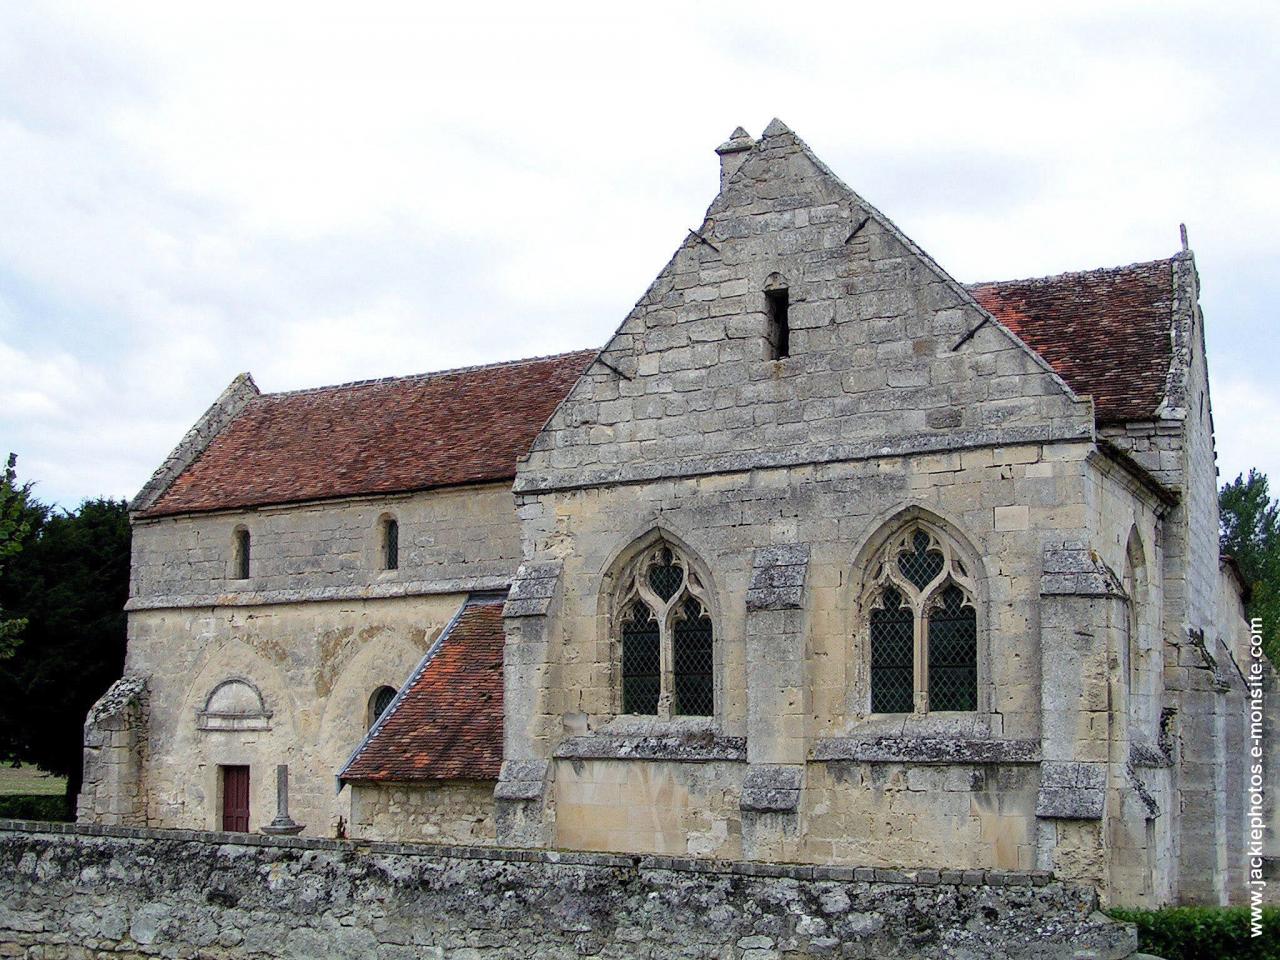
342 594 505 782
139 350 597 518
968 257 1176 424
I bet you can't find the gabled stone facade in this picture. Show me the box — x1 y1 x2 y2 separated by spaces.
81 120 1268 909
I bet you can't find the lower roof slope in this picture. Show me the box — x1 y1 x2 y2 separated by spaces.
138 257 1179 518
968 257 1176 425
341 593 505 783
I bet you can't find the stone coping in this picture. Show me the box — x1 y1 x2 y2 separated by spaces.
125 574 512 611
514 424 1092 494
552 735 1043 766
811 736 1042 764
554 733 747 763
1130 740 1174 769
0 819 1057 888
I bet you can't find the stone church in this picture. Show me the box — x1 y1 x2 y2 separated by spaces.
79 120 1270 908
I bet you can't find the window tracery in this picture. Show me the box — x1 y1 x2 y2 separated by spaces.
615 542 714 717
863 524 978 713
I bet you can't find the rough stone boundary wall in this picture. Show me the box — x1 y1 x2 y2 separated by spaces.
0 821 1138 960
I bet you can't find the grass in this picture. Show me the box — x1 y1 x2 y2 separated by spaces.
0 764 73 821
0 763 66 796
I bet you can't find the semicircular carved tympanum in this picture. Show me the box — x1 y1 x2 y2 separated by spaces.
197 678 273 732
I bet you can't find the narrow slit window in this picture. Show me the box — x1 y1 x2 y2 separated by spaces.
233 528 251 581
766 288 790 359
383 517 399 570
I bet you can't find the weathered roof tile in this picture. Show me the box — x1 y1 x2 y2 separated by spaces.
342 594 505 783
139 351 595 518
968 257 1176 424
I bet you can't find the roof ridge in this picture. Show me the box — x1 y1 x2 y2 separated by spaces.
966 255 1179 290
261 348 598 399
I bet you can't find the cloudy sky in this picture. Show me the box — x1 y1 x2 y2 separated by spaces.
2 2 1277 507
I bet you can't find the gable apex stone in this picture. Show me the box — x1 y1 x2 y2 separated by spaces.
715 126 754 154
761 117 792 138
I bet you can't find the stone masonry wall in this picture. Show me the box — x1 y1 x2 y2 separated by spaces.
516 442 1093 751
129 482 520 608
118 476 524 839
509 443 1093 876
349 781 497 845
123 593 467 836
515 122 1095 498
77 676 148 826
0 821 1140 960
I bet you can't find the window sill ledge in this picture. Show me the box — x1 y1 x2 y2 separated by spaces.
554 732 746 764
811 736 1040 765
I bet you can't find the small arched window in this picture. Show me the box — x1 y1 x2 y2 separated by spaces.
615 540 714 718
863 524 978 713
232 527 251 581
369 686 397 729
381 516 399 571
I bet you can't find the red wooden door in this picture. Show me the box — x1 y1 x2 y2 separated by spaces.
222 766 250 832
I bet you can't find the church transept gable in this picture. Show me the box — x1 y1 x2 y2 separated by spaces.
518 121 1096 494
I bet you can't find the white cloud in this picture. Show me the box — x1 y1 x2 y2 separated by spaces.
1212 368 1280 491
1 1 1279 504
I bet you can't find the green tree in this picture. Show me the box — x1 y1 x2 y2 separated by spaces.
0 454 37 659
0 495 130 803
1220 469 1280 663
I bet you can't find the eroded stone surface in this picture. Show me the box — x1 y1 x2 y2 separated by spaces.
0 823 1138 960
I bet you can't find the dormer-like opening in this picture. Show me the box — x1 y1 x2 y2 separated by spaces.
368 685 397 729
232 527 251 581
764 275 790 360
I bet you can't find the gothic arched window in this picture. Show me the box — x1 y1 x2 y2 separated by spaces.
863 524 978 713
615 542 714 718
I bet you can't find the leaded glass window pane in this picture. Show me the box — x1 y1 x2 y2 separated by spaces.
928 584 977 711
870 587 914 713
621 602 661 715
370 686 396 729
897 530 943 591
672 599 713 716
616 540 716 718
384 519 399 571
